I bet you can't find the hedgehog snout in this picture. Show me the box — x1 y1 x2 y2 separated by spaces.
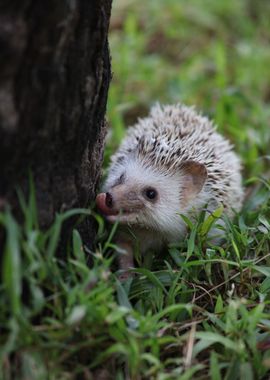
96 192 117 216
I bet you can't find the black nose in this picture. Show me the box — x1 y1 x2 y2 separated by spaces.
105 192 113 208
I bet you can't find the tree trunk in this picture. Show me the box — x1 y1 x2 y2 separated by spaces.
0 0 112 245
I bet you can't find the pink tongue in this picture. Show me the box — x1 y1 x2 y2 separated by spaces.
96 193 117 216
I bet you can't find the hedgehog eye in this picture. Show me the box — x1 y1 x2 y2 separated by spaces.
143 187 158 201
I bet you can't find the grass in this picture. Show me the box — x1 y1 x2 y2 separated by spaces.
1 0 270 379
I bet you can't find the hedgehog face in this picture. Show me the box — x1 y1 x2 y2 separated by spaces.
96 159 208 239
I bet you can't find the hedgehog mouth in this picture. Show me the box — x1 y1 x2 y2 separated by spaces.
96 192 143 223
106 208 141 224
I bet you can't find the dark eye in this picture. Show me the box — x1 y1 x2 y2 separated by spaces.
144 187 158 201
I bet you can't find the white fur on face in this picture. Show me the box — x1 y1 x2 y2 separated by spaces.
104 157 199 242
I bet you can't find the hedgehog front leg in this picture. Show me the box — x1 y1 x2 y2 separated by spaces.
116 239 135 281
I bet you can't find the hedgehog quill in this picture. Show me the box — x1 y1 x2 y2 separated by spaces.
96 104 243 278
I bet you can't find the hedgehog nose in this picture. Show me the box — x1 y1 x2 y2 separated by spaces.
105 192 113 208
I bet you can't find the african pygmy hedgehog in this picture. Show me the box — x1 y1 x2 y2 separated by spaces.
96 103 243 276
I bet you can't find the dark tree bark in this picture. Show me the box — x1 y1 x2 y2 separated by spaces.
0 0 112 245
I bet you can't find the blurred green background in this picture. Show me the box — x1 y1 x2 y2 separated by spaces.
107 0 270 179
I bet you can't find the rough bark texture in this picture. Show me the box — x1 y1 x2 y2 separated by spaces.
0 0 112 246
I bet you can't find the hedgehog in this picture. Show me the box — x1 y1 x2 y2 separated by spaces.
96 103 243 277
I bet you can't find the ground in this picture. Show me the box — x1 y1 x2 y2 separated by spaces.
1 0 270 379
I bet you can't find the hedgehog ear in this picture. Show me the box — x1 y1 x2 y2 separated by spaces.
180 161 207 205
